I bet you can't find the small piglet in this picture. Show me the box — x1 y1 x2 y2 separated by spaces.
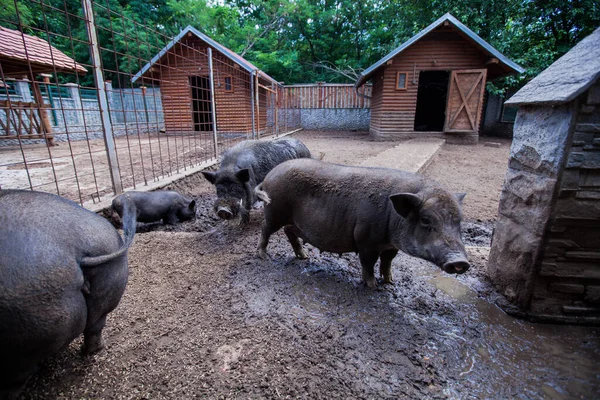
112 190 196 225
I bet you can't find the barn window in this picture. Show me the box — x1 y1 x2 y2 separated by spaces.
396 72 408 90
224 76 233 92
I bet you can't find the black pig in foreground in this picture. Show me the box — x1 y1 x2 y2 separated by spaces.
255 159 469 288
112 190 196 225
0 190 136 397
202 138 311 223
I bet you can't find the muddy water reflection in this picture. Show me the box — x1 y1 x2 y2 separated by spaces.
422 262 600 399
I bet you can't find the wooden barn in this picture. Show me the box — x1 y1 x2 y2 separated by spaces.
354 13 524 143
132 26 279 137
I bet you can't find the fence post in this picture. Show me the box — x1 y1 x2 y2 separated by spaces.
207 47 218 158
64 82 83 125
81 0 122 194
250 71 256 139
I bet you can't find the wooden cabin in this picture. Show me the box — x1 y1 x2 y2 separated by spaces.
132 26 279 137
354 13 524 144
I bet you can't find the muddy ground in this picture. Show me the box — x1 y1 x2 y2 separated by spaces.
22 131 600 399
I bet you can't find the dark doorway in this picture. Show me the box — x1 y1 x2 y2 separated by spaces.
190 76 213 132
414 71 450 131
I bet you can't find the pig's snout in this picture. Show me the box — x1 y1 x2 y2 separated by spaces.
217 206 234 220
442 253 470 274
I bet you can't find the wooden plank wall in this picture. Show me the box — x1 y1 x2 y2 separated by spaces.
283 84 372 109
370 27 490 137
156 35 253 134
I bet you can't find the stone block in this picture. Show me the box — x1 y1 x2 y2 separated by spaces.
581 169 600 186
564 251 600 261
488 216 543 308
580 105 595 114
585 286 600 304
548 283 585 294
575 123 600 133
593 138 600 147
539 261 557 276
554 197 600 219
576 190 600 200
551 262 600 279
566 152 585 168
547 239 579 248
562 305 600 315
588 84 600 105
510 105 574 176
497 169 557 236
559 169 580 190
573 131 593 144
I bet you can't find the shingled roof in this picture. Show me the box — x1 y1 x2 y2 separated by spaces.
0 26 87 77
355 13 524 88
506 27 600 106
132 26 278 85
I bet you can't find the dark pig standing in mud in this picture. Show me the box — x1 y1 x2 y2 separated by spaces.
112 190 196 226
0 190 136 398
255 159 470 288
202 138 311 223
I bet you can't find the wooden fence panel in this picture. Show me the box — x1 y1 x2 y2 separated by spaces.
283 84 372 109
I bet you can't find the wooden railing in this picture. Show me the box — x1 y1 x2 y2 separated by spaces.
283 83 372 109
0 100 54 144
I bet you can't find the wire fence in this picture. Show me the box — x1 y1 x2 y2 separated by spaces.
0 0 301 210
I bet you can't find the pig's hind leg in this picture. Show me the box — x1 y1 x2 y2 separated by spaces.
284 225 308 259
257 218 282 259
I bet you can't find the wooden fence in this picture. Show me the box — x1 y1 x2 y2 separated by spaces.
283 83 372 109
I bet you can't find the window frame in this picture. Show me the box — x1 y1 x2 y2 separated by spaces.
395 71 408 91
223 75 234 93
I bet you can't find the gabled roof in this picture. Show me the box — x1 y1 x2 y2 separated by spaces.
355 13 524 88
132 26 278 85
0 26 87 76
506 27 600 106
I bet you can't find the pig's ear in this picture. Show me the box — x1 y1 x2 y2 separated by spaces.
202 171 217 185
454 192 467 205
236 168 250 183
390 193 422 218
189 200 196 210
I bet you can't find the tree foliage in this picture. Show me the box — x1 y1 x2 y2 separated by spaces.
3 0 598 93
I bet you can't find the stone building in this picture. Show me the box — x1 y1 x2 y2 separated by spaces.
488 28 600 324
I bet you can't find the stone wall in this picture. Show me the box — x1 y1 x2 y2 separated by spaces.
300 109 370 131
488 82 600 324
530 82 600 321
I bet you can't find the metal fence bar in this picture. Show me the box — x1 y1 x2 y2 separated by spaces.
81 0 122 194
208 47 218 158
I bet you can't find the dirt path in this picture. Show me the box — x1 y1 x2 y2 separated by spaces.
21 131 600 399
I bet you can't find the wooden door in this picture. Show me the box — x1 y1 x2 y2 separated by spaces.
444 69 487 133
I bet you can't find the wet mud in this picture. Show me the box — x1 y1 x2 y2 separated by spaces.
23 186 600 399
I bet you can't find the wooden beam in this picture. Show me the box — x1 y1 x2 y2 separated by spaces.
486 57 499 65
30 73 55 146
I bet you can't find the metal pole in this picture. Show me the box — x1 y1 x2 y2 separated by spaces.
255 72 260 139
208 47 218 158
250 70 256 139
82 0 122 194
274 82 279 137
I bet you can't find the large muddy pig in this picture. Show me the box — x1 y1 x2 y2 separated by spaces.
112 190 196 225
255 159 469 288
0 190 136 397
202 138 311 223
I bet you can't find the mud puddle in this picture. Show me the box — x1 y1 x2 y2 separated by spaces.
410 252 600 399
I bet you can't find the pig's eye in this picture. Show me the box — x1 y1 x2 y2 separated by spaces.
420 216 432 226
